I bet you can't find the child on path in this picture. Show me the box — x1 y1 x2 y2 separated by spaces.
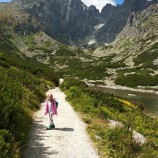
45 94 58 130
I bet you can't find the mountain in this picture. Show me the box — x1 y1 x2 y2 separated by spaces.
0 1 62 63
94 0 158 44
0 0 158 89
13 0 99 45
90 4 158 88
10 0 157 45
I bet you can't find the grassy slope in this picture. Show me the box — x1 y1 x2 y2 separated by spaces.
0 23 59 157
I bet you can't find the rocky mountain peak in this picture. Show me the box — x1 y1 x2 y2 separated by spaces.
10 0 158 45
13 0 99 44
94 0 158 44
117 3 158 39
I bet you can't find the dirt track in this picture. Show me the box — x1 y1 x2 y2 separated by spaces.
23 88 99 158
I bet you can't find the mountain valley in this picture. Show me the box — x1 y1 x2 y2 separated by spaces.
0 0 158 90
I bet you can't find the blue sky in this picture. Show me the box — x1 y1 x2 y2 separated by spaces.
0 0 12 2
0 0 124 11
82 0 124 11
115 0 124 5
0 0 124 4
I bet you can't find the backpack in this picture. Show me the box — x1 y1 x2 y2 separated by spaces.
56 101 58 108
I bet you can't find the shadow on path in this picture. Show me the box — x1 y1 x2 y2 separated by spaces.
22 120 59 158
52 127 74 132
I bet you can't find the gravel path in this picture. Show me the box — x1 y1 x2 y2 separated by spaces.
23 88 99 158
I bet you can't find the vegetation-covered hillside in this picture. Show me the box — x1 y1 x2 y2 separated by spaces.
0 30 59 157
84 4 158 89
60 78 158 158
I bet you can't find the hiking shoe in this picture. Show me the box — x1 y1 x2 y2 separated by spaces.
46 124 55 130
51 124 55 128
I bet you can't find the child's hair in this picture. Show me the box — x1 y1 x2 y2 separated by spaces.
46 94 53 99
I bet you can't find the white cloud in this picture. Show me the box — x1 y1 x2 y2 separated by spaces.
81 0 116 12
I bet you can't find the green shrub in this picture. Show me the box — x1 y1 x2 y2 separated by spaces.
115 74 158 87
134 42 158 69
66 86 81 100
0 130 20 158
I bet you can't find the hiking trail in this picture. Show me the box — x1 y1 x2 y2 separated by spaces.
23 88 99 158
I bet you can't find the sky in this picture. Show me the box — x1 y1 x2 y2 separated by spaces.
0 0 124 12
81 0 124 11
115 0 124 5
0 0 12 2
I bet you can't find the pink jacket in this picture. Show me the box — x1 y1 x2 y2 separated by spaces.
45 99 57 115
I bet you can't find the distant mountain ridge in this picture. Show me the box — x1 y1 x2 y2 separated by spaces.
95 0 158 44
13 0 99 45
11 0 158 45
